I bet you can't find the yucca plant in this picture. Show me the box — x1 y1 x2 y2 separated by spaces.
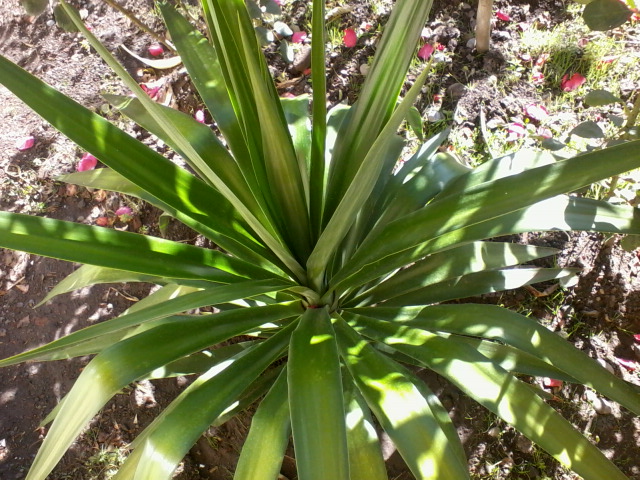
1 0 640 479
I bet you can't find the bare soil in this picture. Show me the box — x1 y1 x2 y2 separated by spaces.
1 0 639 479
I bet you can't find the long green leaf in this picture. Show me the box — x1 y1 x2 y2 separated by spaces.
102 94 257 206
58 169 285 274
160 2 291 249
332 187 640 296
309 0 327 238
24 308 295 480
381 266 578 307
307 68 430 292
114 321 297 480
234 368 291 480
340 141 640 286
334 316 469 480
347 305 640 416
342 375 389 480
354 317 629 480
348 242 559 306
201 0 313 264
34 265 213 308
0 212 269 283
288 307 349 480
0 51 286 268
237 13 312 260
0 285 299 367
324 0 435 220
282 95 313 203
377 332 581 384
157 2 246 159
59 2 305 281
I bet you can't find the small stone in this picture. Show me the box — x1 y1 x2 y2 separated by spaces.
17 316 30 328
487 426 500 437
359 63 370 76
585 389 612 414
446 82 467 101
516 435 533 454
593 397 612 415
596 358 615 374
492 30 511 41
427 110 444 122
466 37 476 49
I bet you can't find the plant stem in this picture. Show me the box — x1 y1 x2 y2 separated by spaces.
624 90 640 130
101 0 176 54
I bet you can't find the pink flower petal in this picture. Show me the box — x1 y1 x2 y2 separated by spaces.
532 71 545 85
77 153 98 172
417 43 434 60
543 378 563 388
535 53 549 67
343 28 357 48
115 206 132 216
16 135 35 151
95 217 109 227
496 11 511 21
634 334 640 342
194 109 206 123
140 83 161 99
115 206 133 222
291 31 307 43
525 104 549 121
507 122 526 136
615 357 637 371
561 73 586 92
148 44 164 57
537 126 553 139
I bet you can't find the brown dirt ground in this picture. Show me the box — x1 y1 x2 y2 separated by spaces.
0 0 639 479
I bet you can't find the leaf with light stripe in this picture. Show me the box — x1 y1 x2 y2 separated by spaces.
342 375 388 480
34 265 213 308
348 304 640 415
288 307 349 480
331 192 640 295
334 315 469 480
113 321 297 480
348 242 558 306
24 306 297 480
0 284 298 367
354 316 629 480
0 212 267 283
308 68 430 291
325 0 435 218
382 266 578 306
235 367 291 480
58 169 285 274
